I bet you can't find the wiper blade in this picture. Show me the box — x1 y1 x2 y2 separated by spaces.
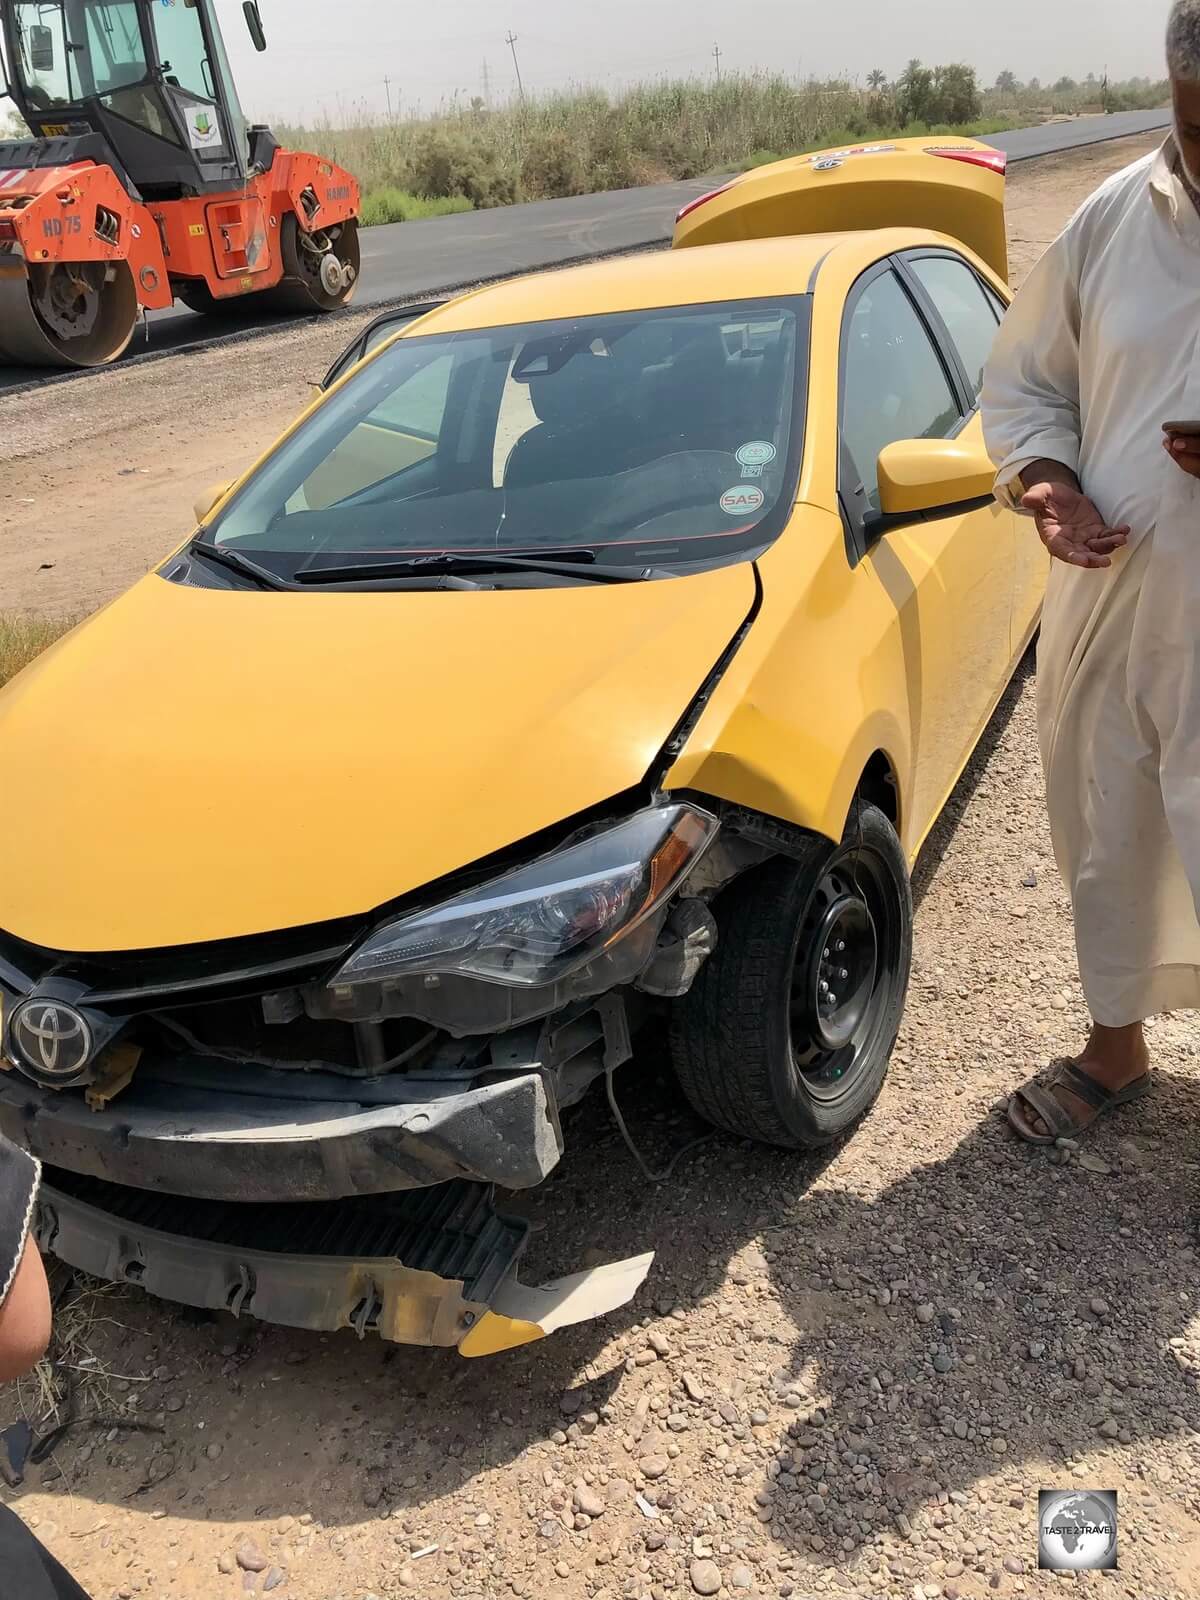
294 551 648 585
189 539 288 592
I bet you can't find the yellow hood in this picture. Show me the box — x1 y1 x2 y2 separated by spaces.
0 566 754 952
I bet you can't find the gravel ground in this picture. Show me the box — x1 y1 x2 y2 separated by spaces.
3 132 1198 1600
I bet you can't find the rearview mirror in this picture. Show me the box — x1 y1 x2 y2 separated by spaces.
876 437 996 521
243 2 267 52
194 480 233 524
29 25 55 72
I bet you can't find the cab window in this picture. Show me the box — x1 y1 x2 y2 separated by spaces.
82 1 148 95
151 0 215 102
908 255 1002 401
841 268 960 512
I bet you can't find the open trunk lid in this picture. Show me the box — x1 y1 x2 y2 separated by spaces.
672 136 1008 281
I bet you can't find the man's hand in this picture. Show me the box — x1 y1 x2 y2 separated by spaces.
1164 430 1200 481
1020 480 1130 569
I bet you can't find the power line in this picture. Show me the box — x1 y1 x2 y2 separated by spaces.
505 31 525 102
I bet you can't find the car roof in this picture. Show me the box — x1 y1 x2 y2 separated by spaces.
406 229 949 334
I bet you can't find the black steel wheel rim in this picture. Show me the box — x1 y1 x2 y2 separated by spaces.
789 839 904 1102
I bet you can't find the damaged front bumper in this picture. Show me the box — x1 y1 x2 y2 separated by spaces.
0 1055 566 1202
0 917 668 1352
35 1168 652 1356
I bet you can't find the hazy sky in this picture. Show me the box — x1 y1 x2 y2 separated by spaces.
217 0 1175 124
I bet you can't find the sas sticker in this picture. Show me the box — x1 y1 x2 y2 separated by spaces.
186 107 221 151
41 124 68 136
188 223 206 236
736 440 776 470
720 485 765 517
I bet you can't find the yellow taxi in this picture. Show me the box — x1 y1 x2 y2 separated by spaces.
0 138 1041 1354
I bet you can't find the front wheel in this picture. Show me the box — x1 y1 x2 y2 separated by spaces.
669 803 912 1149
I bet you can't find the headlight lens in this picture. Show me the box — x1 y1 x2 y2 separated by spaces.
331 803 718 990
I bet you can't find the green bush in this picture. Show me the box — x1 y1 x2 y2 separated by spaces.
404 128 518 208
520 130 587 200
358 187 474 226
898 61 982 126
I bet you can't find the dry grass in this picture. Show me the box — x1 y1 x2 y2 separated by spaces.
15 1270 146 1436
277 70 1168 217
0 612 76 688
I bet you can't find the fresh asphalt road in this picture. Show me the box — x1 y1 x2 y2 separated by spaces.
0 109 1171 391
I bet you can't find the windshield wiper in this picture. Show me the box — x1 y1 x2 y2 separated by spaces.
189 539 289 592
294 551 650 586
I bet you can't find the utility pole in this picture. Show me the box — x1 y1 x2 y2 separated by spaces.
712 42 723 83
481 56 491 105
383 75 393 118
505 31 525 102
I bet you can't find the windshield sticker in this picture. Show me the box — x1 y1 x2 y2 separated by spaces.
720 485 766 517
736 440 777 470
186 107 222 151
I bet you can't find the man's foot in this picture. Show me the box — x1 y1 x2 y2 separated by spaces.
1008 1024 1150 1142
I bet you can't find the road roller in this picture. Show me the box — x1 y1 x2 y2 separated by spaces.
0 0 360 369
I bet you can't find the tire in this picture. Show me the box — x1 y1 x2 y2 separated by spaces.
669 803 912 1149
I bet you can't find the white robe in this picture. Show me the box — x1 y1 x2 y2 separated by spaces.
982 136 1200 1027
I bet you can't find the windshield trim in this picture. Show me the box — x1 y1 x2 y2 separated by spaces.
198 293 813 582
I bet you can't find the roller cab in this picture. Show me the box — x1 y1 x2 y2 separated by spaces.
0 0 360 368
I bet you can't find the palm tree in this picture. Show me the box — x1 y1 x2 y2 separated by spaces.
994 69 1018 96
867 68 887 92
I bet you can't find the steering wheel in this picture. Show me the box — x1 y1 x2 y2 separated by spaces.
25 86 54 111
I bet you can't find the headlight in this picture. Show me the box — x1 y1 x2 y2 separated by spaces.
330 803 718 990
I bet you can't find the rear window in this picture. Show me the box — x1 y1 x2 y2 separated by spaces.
908 255 1001 400
207 297 809 577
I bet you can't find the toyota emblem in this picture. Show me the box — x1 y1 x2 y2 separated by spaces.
8 999 95 1087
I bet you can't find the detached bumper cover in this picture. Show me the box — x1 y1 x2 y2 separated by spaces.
0 1060 563 1202
36 1170 652 1355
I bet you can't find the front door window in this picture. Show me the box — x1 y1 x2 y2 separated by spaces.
150 0 230 161
152 0 213 100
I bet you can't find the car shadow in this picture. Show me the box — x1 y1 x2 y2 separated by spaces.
756 1064 1200 1582
14 1047 1198 1573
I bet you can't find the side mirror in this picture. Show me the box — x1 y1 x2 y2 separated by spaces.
876 436 996 521
194 479 233 524
243 2 267 52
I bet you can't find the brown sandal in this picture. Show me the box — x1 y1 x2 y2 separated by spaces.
1007 1058 1152 1146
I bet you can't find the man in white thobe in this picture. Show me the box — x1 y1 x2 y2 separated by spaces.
981 0 1200 1144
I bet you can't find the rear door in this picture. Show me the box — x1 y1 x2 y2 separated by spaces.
838 261 1016 845
899 249 1044 657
